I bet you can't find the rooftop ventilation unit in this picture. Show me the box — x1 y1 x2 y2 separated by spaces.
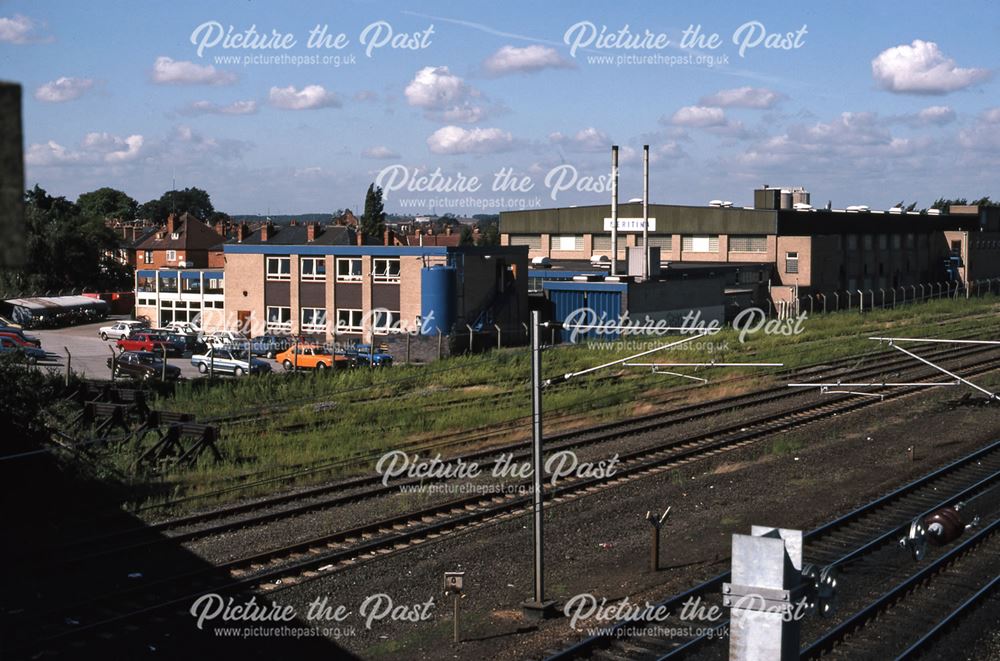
846 205 870 213
628 197 643 203
709 199 724 207
793 202 813 211
889 207 903 214
927 208 942 215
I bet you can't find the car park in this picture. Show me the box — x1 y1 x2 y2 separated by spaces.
116 332 181 356
149 329 195 354
99 320 148 341
0 336 46 364
0 326 41 347
274 345 349 371
164 321 202 337
190 347 272 376
107 351 181 381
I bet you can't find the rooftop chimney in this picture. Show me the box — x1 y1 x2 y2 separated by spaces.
166 213 176 235
215 220 225 237
260 221 273 242
307 222 318 242
383 228 394 246
356 229 364 246
445 225 453 236
237 223 248 243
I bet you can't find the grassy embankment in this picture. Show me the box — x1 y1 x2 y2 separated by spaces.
121 297 1000 511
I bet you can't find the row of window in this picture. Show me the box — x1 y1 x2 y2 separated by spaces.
138 297 224 309
265 306 401 334
266 257 401 283
510 234 767 254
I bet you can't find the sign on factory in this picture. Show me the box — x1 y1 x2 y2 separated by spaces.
603 218 657 232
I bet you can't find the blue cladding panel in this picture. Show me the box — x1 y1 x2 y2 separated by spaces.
545 283 623 342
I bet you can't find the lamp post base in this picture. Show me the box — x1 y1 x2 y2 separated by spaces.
521 599 560 621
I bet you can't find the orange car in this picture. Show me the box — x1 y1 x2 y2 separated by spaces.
274 345 349 371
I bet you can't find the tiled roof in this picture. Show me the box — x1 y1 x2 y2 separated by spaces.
234 224 353 246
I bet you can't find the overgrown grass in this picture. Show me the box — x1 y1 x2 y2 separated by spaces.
112 296 1000 512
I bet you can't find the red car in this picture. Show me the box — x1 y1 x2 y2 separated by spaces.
116 332 177 355
0 331 38 348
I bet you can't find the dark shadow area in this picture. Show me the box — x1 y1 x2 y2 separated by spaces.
1 364 358 660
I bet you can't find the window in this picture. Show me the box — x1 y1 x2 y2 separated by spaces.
144 250 153 264
300 307 327 333
892 234 902 250
166 250 177 262
905 234 915 249
863 235 873 250
509 235 541 249
372 309 400 335
878 235 887 250
847 234 858 250
681 235 719 253
951 240 962 254
553 234 584 251
301 257 327 282
592 235 612 251
785 251 799 274
336 257 362 282
266 306 291 332
635 235 673 249
728 235 767 253
336 308 363 333
205 274 224 295
372 258 401 283
266 256 291 281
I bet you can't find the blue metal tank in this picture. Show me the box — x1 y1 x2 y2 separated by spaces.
420 265 457 334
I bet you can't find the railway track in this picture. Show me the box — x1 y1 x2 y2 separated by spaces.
13 353 1000 655
40 342 998 565
543 439 1000 660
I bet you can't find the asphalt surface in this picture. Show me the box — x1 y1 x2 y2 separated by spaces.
26 318 205 380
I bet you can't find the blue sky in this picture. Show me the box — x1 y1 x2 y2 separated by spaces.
2 0 998 215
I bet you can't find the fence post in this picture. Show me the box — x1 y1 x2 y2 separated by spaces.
162 343 167 382
437 329 443 360
892 288 896 309
919 284 925 301
405 332 411 365
880 289 885 309
522 321 529 339
833 292 839 310
467 324 475 353
64 347 71 386
495 324 502 350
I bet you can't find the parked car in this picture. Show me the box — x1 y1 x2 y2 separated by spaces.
107 351 181 381
244 334 297 359
0 326 41 348
99 320 148 341
150 329 196 354
0 337 46 364
205 330 248 348
164 320 202 337
274 345 349 371
0 331 42 350
116 332 182 356
190 347 272 376
343 344 394 367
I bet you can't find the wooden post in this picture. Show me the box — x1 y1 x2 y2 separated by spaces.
64 346 71 386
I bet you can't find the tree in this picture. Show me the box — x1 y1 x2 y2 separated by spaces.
359 184 386 239
459 225 474 246
931 197 995 211
478 223 500 247
2 185 132 294
76 187 138 220
139 187 215 223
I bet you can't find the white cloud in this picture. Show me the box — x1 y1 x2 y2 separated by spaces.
0 14 46 44
872 40 991 94
440 104 488 123
669 106 727 128
700 87 782 109
26 132 145 166
268 85 341 110
354 90 379 102
916 105 956 125
405 66 469 109
171 125 249 159
152 56 236 85
426 126 514 154
34 77 94 103
182 99 258 115
981 107 1000 124
362 145 399 159
482 45 573 76
548 127 609 152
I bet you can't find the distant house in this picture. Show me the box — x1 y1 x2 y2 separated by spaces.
133 212 225 269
